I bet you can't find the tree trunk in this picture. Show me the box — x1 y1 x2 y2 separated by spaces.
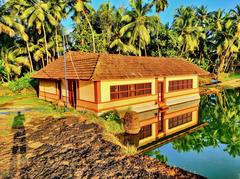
138 40 141 56
83 10 96 53
41 57 45 68
156 17 161 57
55 28 59 59
144 45 147 56
218 56 225 75
42 23 49 64
199 50 203 65
26 41 33 72
180 45 185 57
157 45 161 57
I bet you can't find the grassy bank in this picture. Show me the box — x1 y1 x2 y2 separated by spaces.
0 87 134 155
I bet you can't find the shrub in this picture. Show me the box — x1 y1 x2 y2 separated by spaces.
8 73 38 92
100 110 122 124
12 112 25 128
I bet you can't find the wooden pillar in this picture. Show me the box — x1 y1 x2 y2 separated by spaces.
155 77 158 96
77 80 80 100
155 112 159 138
163 111 167 136
163 77 167 103
94 81 101 104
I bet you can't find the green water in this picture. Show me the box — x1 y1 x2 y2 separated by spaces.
152 88 240 179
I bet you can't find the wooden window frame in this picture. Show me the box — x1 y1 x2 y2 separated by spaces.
168 112 193 129
110 83 152 100
139 124 152 139
168 79 193 92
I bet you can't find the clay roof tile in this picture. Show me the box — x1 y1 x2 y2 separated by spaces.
32 52 209 80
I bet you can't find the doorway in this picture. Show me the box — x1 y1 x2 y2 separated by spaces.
57 80 62 100
68 80 77 108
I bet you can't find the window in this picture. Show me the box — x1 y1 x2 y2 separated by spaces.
110 83 152 100
168 112 192 129
139 125 152 139
169 79 193 92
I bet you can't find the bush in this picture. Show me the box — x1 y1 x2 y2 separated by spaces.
8 73 38 92
12 112 25 128
100 110 122 124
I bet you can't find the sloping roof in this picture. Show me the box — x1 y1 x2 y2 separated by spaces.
32 52 209 80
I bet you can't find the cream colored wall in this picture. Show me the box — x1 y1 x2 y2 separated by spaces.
97 95 157 115
79 81 95 102
61 80 67 97
166 93 200 106
164 75 200 105
100 78 156 102
158 77 164 81
39 80 56 94
165 75 199 93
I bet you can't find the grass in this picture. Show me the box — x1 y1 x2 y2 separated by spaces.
223 73 240 81
103 132 138 156
81 112 124 134
0 86 131 157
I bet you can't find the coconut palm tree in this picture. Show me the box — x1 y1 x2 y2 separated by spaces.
109 6 137 55
2 1 35 71
0 15 15 37
120 0 153 56
70 0 96 53
152 0 168 14
48 0 67 58
230 5 240 37
173 6 205 57
0 36 29 81
196 6 211 65
20 0 57 64
97 2 115 50
211 10 239 74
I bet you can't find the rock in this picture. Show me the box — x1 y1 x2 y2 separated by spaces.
123 111 140 134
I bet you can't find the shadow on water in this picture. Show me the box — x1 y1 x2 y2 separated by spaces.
8 112 27 178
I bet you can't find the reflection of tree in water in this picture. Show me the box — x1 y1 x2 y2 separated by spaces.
171 88 240 157
9 112 27 178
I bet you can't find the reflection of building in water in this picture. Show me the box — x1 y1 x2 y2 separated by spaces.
137 100 199 147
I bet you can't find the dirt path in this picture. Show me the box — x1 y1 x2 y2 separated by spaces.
0 115 204 178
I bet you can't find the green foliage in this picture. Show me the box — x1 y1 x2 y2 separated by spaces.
100 110 124 134
120 144 138 156
172 89 240 157
100 110 121 124
12 112 25 128
145 150 168 163
0 0 239 82
219 73 240 81
8 73 37 92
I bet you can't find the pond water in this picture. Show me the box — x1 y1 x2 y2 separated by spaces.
151 88 240 178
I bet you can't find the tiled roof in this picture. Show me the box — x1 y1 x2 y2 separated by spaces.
32 52 209 80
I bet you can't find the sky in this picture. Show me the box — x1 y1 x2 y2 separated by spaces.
63 0 240 32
